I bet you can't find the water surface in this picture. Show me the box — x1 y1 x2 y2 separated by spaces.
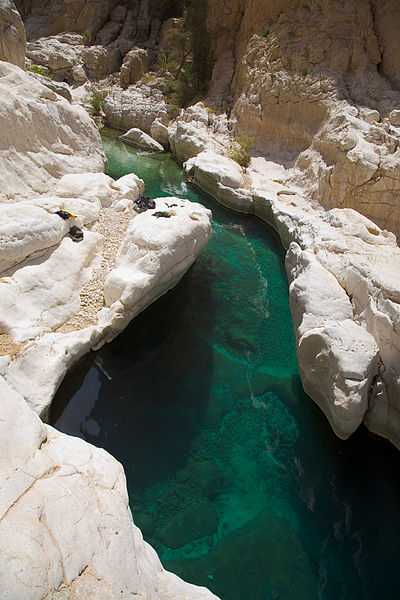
51 131 400 600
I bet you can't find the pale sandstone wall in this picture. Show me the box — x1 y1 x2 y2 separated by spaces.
207 0 400 236
0 0 26 66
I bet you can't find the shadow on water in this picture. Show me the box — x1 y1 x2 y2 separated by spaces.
51 264 216 492
51 132 400 600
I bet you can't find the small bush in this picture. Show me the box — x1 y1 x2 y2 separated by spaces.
83 31 92 46
88 89 106 116
28 64 50 78
142 72 157 85
228 135 254 168
157 52 179 75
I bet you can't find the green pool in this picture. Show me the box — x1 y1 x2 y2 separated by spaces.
51 130 400 600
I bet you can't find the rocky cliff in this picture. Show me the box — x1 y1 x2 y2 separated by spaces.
0 0 25 65
0 4 217 599
16 0 183 47
205 0 400 237
3 0 400 595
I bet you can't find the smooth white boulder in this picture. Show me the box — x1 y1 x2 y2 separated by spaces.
287 244 380 438
105 197 212 307
0 376 219 600
54 173 119 208
185 151 253 212
0 232 100 342
120 127 165 152
0 203 68 274
0 62 104 201
54 172 144 211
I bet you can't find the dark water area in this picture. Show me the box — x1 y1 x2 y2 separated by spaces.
51 130 400 600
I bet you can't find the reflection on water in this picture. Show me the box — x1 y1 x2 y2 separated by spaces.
51 131 400 600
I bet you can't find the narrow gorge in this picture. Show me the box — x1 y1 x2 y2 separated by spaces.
1 1 400 599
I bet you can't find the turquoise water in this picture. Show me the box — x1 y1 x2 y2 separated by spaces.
51 131 400 600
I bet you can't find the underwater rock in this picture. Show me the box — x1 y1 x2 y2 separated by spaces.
166 509 317 600
159 499 219 549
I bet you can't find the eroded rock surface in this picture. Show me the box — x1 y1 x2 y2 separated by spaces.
0 15 217 597
0 377 218 600
0 61 104 200
184 148 400 446
204 0 400 237
104 84 169 133
120 127 164 152
0 0 25 66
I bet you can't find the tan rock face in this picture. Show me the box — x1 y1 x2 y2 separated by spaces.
205 0 400 237
104 85 169 133
120 46 149 88
0 0 26 67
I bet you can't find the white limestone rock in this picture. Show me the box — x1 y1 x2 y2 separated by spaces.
120 46 149 88
151 118 170 148
1 189 211 419
120 127 164 152
0 203 68 274
287 244 380 438
104 85 169 133
81 44 121 80
0 62 104 201
187 144 400 446
30 72 73 101
0 376 219 600
105 197 212 307
26 33 84 80
185 151 253 213
169 103 232 164
54 172 120 208
0 232 101 342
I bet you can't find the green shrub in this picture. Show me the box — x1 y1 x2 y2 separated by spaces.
28 64 50 78
142 72 157 85
157 52 179 75
228 135 254 168
83 31 92 46
89 89 106 116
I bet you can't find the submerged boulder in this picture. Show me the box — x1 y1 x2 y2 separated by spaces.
159 500 219 549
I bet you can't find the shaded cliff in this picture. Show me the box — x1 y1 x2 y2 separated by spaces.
16 0 184 46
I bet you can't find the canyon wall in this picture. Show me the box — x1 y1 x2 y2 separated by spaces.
15 0 183 47
0 0 26 66
206 0 400 236
0 5 218 599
